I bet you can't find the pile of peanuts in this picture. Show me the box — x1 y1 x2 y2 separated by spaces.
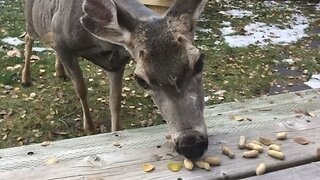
144 131 316 176
182 131 288 175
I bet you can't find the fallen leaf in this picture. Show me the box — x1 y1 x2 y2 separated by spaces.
113 142 121 147
30 55 40 60
293 137 310 145
167 162 183 172
2 134 7 140
259 137 273 146
305 112 315 117
0 110 6 115
51 131 68 136
7 49 21 58
143 163 155 172
41 141 51 147
19 32 27 38
46 157 58 165
29 92 36 99
231 115 245 121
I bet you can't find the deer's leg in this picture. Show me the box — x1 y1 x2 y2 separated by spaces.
54 51 67 78
22 33 34 85
107 68 124 132
56 50 96 135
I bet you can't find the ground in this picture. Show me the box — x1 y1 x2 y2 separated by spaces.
0 0 319 148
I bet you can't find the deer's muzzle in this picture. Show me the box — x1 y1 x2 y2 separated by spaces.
175 130 208 159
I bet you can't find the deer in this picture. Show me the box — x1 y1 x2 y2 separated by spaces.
22 0 208 159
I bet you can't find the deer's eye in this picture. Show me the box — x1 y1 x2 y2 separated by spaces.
135 76 150 90
194 53 205 74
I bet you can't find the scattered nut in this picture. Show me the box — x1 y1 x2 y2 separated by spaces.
243 150 259 158
222 146 235 159
167 162 183 172
46 157 58 165
143 163 155 172
239 136 246 149
250 140 263 146
277 132 287 140
203 157 221 166
268 150 285 160
269 144 281 152
41 141 51 147
259 137 273 146
195 160 211 171
256 163 266 175
246 143 263 153
293 137 310 145
184 158 194 170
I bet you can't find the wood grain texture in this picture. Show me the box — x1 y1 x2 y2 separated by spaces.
245 162 320 180
0 118 319 180
138 0 173 7
1 89 320 179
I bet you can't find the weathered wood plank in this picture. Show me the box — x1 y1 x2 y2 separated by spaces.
1 118 319 180
138 0 173 7
1 89 320 176
245 162 320 180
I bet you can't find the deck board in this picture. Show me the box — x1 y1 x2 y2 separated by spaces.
0 89 320 179
245 162 320 180
0 117 319 179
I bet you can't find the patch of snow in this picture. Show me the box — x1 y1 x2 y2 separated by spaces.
220 27 236 35
304 75 320 89
221 21 231 26
214 41 221 45
2 37 24 46
263 1 279 7
204 96 211 102
213 90 227 96
282 58 295 65
198 17 211 22
222 14 309 47
32 47 51 52
196 27 212 33
219 9 253 18
316 3 320 11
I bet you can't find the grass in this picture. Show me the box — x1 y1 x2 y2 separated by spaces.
0 0 320 148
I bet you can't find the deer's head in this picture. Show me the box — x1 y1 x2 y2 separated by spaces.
81 0 208 159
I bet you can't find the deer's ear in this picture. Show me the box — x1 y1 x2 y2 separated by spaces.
166 0 207 21
80 0 138 49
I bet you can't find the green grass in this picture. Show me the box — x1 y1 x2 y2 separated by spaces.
0 0 320 148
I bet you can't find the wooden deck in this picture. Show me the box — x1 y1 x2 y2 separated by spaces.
1 89 320 179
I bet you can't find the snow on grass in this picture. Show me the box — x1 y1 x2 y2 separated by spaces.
221 14 309 48
32 47 51 52
2 36 51 52
220 27 236 35
2 37 24 46
263 1 279 7
316 3 320 11
304 75 320 89
219 9 253 18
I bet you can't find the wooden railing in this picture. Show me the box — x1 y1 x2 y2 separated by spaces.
138 0 173 14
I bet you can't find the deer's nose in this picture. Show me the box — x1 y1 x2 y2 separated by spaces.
175 130 208 159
